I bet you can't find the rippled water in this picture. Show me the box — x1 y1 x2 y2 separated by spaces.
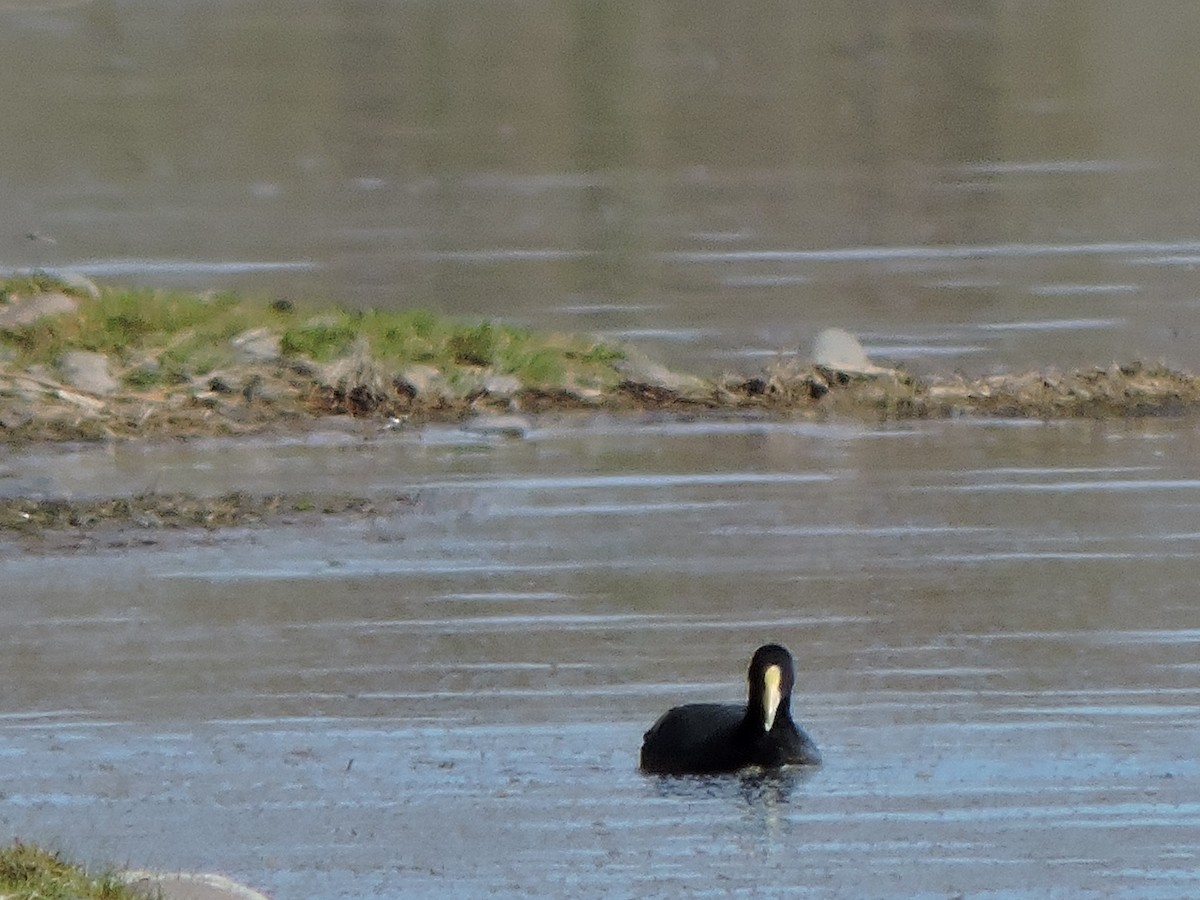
6 2 1200 375
3 417 1200 897
4 2 1200 895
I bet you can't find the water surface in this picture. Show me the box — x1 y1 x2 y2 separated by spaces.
4 2 1200 373
3 2 1200 896
2 417 1200 897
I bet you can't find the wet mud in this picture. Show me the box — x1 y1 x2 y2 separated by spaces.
5 349 1200 451
0 491 413 541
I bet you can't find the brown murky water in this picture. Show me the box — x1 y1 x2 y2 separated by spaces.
4 1 1200 897
3 418 1200 897
6 2 1200 375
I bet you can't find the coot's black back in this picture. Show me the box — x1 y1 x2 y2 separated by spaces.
640 703 747 775
639 643 820 775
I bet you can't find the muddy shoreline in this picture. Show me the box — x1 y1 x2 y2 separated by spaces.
4 276 1200 452
2 360 1195 540
4 273 1200 544
4 354 1199 446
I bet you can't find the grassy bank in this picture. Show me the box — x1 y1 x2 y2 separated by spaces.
2 273 1200 446
0 274 649 442
0 273 625 396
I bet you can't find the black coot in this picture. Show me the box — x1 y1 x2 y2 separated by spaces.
639 643 820 775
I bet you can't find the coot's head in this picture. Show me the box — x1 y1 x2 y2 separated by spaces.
747 643 796 731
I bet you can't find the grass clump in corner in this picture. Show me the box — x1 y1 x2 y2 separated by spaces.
0 841 141 900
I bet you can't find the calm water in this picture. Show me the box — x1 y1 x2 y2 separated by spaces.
3 1 1200 897
2 418 1200 897
5 1 1200 373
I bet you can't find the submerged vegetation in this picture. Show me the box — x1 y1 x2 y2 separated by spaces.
0 842 141 900
3 273 1200 447
0 490 413 535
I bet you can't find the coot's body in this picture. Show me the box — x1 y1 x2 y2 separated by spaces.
640 644 820 775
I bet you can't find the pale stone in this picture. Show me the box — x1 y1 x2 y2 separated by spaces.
0 291 78 327
58 350 119 395
397 364 447 398
230 327 281 363
811 328 894 376
614 347 713 399
122 869 272 900
482 372 523 399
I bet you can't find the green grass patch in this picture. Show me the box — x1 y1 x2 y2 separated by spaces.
0 842 140 899
0 272 69 304
279 318 360 361
0 275 626 393
277 303 625 388
0 278 274 383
